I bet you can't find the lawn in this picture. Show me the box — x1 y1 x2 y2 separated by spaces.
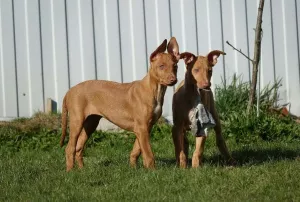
1 122 300 202
1 79 300 201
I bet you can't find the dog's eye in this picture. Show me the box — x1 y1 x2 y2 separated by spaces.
193 68 199 73
159 65 165 69
174 64 178 69
208 70 212 74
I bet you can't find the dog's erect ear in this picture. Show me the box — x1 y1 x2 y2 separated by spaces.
180 52 196 65
207 50 226 66
150 39 167 62
167 37 180 61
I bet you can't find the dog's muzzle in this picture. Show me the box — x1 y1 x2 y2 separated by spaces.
167 79 178 86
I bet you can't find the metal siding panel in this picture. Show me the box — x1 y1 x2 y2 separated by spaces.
53 0 70 111
208 0 225 90
40 0 69 112
2 0 300 119
260 0 276 88
170 0 185 88
155 0 173 118
283 0 300 115
246 0 257 75
100 0 122 82
119 0 134 82
14 0 30 117
14 0 44 117
181 0 198 54
195 0 210 55
144 0 157 67
221 0 237 81
93 0 109 81
0 0 18 117
66 0 96 87
233 0 250 81
271 0 288 105
130 0 147 80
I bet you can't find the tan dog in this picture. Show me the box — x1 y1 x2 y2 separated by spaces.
172 50 235 168
60 37 180 171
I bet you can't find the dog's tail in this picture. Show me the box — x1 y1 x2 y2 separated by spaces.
60 95 68 147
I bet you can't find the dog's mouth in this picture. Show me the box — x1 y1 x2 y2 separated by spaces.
163 79 178 86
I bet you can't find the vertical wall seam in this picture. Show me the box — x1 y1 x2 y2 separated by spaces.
194 0 199 55
142 0 148 72
269 1 277 83
12 0 20 117
91 0 98 80
294 0 300 86
168 0 175 92
219 0 226 85
117 0 124 82
38 0 45 111
64 0 71 89
244 0 251 82
0 3 6 116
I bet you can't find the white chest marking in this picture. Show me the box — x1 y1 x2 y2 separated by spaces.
153 103 162 117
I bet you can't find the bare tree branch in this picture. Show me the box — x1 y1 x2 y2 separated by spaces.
226 41 253 62
247 0 265 114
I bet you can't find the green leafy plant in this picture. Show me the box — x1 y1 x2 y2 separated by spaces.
215 75 300 143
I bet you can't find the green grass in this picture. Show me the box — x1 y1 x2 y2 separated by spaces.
1 77 300 201
1 126 300 202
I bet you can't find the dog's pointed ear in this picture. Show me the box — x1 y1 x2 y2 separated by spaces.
150 39 167 62
180 52 196 65
207 50 226 66
167 37 180 61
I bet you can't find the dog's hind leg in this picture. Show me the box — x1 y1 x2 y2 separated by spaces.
172 125 187 168
214 121 235 165
130 138 141 168
192 136 206 168
75 115 101 168
213 110 235 165
65 115 84 172
184 134 189 163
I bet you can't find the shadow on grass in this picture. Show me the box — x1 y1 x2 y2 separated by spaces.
206 147 300 167
156 147 300 168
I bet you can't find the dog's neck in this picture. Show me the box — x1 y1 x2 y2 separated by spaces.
183 71 200 100
143 68 167 105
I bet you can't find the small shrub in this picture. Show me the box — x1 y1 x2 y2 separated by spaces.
215 75 300 143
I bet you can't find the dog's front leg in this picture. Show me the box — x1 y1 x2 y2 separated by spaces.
135 128 155 169
192 136 206 168
129 138 141 168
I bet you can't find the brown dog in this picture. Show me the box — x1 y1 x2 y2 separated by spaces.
60 37 180 171
172 50 235 168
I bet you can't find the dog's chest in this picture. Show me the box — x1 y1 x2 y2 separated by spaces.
153 102 162 120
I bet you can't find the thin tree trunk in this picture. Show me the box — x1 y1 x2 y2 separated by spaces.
247 0 265 114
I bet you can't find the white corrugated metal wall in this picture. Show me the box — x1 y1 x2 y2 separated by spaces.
0 0 300 120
